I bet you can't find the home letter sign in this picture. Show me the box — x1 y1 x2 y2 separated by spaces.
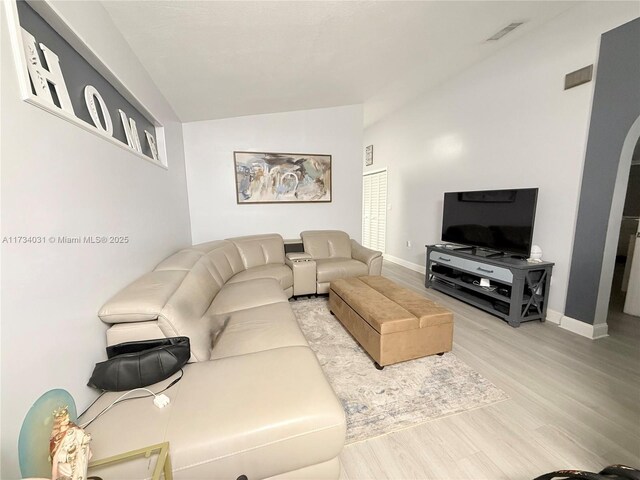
9 0 165 166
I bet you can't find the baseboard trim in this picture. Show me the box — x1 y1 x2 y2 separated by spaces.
545 309 562 325
592 322 609 339
383 254 424 274
559 315 609 339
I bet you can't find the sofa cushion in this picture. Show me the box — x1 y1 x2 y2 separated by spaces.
211 278 287 315
315 258 368 284
211 303 309 360
84 347 346 480
301 230 352 259
226 264 293 290
229 234 286 268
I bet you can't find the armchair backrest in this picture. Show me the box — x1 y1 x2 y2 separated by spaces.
301 230 352 259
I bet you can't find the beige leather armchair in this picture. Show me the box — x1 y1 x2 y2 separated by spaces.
300 230 383 294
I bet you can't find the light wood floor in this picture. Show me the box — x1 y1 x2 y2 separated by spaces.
338 261 640 480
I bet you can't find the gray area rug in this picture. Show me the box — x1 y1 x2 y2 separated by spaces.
290 297 509 444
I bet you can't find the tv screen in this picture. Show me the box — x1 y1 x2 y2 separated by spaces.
441 188 538 256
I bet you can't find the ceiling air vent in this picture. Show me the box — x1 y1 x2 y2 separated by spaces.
486 22 524 41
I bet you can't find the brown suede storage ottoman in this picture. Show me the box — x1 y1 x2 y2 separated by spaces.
329 276 453 368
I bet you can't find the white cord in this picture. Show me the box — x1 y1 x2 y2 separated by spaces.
80 388 157 428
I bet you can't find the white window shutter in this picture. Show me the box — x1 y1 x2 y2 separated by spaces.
362 170 387 253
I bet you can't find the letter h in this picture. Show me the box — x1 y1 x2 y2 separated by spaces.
21 29 75 115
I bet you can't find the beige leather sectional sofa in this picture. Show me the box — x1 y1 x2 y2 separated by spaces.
87 232 381 479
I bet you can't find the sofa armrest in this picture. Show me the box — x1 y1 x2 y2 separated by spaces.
285 252 314 266
351 240 383 275
351 240 382 265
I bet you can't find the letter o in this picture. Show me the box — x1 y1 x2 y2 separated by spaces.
84 85 113 136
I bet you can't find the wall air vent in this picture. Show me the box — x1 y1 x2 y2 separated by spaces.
565 65 594 90
486 22 524 41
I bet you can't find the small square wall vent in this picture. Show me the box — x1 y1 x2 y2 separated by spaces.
486 22 524 41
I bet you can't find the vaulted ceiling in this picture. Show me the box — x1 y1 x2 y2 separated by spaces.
102 1 579 125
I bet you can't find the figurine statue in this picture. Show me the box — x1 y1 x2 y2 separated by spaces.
528 244 543 263
49 406 92 480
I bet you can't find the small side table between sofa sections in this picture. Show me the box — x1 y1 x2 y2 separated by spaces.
286 252 316 296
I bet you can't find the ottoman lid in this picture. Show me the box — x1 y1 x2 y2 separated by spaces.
359 276 453 328
330 277 419 334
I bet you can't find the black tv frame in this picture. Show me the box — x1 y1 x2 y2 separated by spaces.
441 188 538 257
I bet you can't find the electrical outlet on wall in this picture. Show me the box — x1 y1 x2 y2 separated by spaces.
406 240 412 248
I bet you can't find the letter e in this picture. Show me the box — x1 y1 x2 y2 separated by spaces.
144 130 159 162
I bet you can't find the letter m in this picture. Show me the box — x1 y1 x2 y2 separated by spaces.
118 110 142 152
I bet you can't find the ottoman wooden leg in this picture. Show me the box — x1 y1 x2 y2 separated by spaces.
374 362 384 370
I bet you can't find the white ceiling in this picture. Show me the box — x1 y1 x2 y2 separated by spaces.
101 1 579 126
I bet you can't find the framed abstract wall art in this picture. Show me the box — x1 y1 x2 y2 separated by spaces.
234 151 332 204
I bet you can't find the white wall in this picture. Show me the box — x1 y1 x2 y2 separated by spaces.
0 3 192 477
183 105 364 242
363 2 639 315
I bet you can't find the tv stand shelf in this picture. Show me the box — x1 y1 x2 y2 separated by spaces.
425 245 554 327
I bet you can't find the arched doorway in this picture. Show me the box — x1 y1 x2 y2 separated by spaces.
563 18 640 337
601 117 640 335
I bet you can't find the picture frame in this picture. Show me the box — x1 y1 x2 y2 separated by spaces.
234 151 332 204
365 145 373 166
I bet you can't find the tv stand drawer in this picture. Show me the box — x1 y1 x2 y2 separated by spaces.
429 251 513 284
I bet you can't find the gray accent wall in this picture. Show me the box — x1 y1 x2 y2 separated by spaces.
565 17 640 324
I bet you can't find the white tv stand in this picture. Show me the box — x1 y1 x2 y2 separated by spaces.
426 244 554 327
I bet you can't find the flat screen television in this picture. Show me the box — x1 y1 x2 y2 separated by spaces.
441 188 538 256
